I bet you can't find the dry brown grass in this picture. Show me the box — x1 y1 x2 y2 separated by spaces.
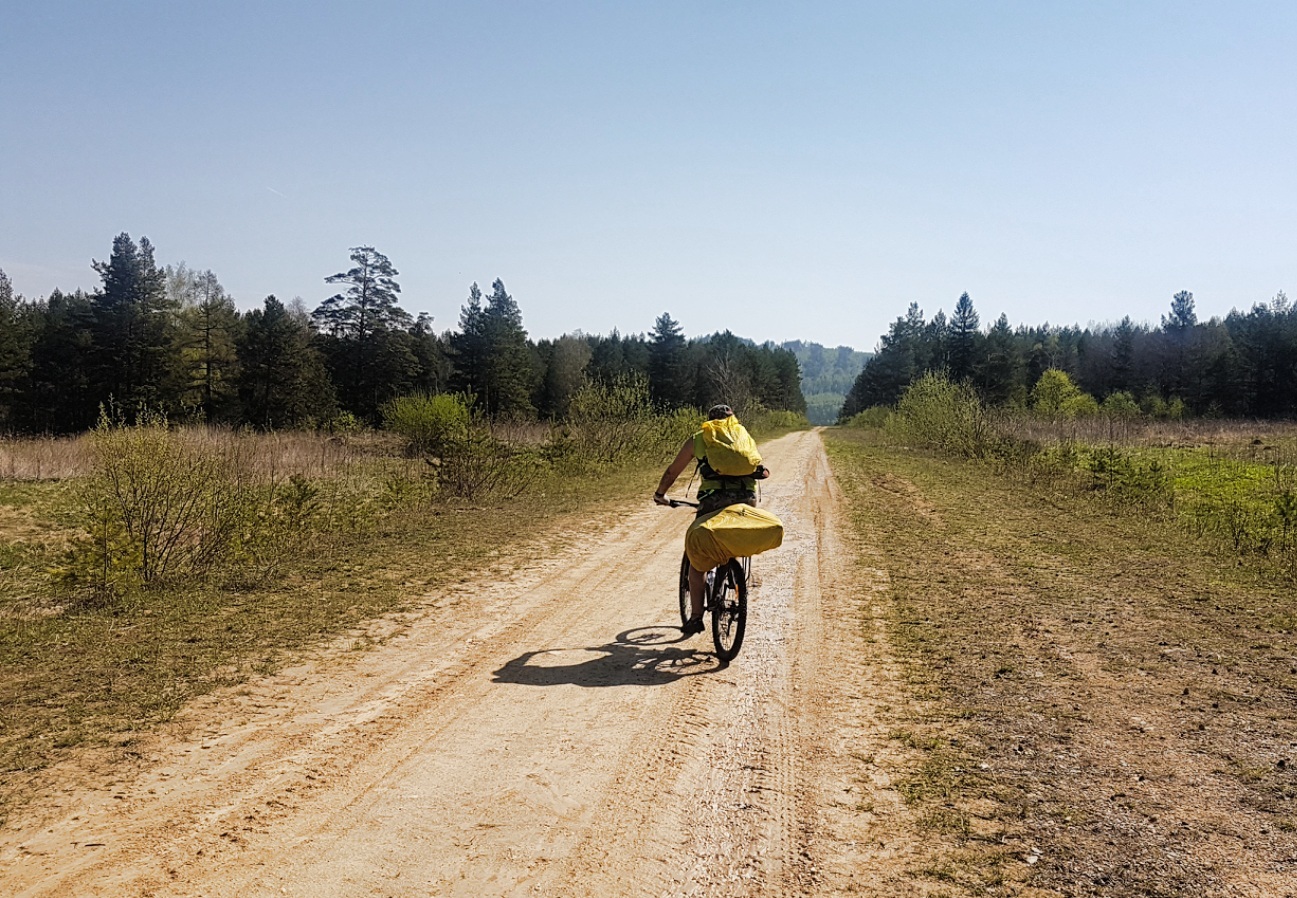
0 435 93 480
993 412 1297 453
0 428 412 484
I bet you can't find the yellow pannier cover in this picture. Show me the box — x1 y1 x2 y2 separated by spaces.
684 504 785 572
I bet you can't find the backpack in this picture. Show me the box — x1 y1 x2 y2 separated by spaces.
699 416 762 475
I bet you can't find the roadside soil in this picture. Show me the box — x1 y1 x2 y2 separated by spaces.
0 430 930 897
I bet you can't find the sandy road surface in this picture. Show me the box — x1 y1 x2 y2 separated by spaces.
2 430 916 897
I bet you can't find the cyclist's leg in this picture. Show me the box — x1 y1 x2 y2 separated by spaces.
687 563 706 620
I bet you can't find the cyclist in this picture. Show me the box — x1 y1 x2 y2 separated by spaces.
653 404 770 634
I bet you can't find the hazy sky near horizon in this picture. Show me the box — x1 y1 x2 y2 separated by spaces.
3 1 1295 350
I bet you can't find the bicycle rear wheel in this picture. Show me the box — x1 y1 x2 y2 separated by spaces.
710 559 747 662
678 553 691 627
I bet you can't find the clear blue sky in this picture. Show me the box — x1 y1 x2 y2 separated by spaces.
3 1 1295 351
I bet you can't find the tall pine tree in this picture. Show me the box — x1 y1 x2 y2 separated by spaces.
90 233 172 415
481 279 537 417
450 282 489 399
312 246 416 421
948 291 981 382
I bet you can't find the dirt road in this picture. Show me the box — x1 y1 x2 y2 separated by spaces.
2 430 917 897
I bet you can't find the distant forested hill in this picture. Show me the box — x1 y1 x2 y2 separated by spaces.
781 341 872 425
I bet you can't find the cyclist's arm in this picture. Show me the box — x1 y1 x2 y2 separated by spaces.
653 438 695 504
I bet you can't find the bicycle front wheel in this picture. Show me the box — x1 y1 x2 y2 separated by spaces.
710 559 747 662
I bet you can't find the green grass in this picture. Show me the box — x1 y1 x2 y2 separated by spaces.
824 426 1297 897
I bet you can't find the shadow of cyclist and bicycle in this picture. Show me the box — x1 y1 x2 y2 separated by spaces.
491 625 729 688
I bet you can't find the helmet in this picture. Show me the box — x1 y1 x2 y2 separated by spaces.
707 404 733 420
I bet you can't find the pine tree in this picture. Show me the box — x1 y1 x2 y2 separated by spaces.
975 314 1023 405
481 279 536 416
1162 290 1197 332
539 333 593 418
587 330 623 384
90 233 172 415
767 346 807 414
924 309 950 372
450 283 489 399
840 304 925 416
312 246 416 420
1111 316 1137 393
23 289 97 431
949 292 981 382
1158 290 1198 401
647 312 693 409
239 296 335 429
410 313 453 395
0 270 33 430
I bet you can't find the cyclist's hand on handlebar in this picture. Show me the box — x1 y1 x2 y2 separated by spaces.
754 464 771 479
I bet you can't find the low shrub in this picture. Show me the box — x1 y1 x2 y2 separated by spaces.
560 375 685 468
432 428 545 501
70 412 256 591
844 406 892 429
1083 446 1172 508
888 373 999 458
744 408 810 437
66 412 337 595
382 392 473 456
1031 369 1099 418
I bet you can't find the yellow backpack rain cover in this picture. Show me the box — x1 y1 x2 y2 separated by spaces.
699 416 762 475
685 504 785 573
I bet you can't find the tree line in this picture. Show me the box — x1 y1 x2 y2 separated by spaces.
840 289 1297 420
0 235 805 434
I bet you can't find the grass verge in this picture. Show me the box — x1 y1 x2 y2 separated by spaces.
0 456 665 823
824 427 1297 897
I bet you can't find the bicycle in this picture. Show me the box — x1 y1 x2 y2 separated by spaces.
667 499 749 662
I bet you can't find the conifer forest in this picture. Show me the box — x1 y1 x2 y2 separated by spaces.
0 236 806 433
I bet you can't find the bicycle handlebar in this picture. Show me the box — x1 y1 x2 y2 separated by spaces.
659 464 769 509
